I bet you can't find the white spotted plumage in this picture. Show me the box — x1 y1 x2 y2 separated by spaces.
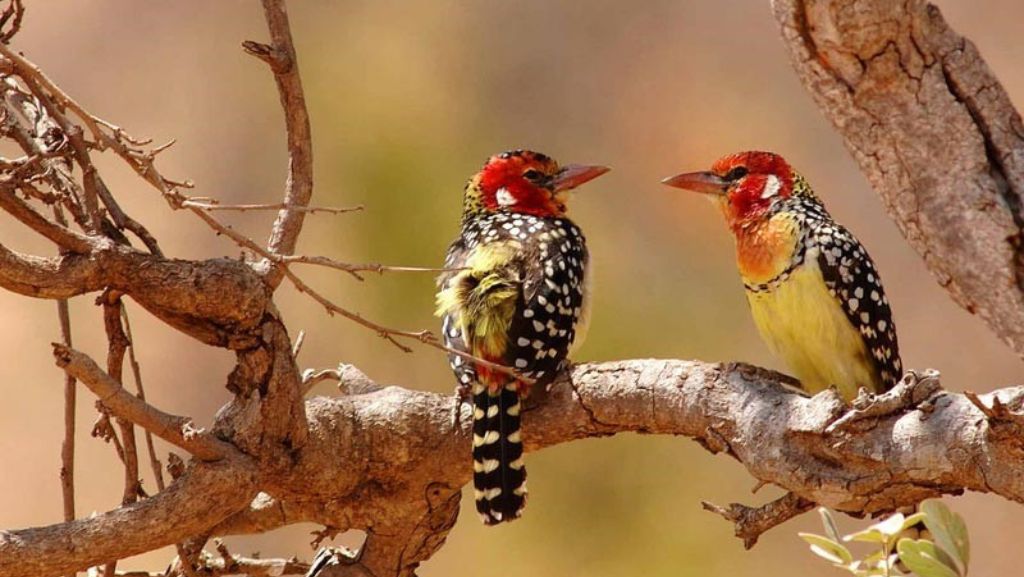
438 155 598 524
750 176 903 394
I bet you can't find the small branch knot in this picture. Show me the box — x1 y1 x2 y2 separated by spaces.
825 369 944 434
242 40 292 74
51 342 71 367
703 492 815 549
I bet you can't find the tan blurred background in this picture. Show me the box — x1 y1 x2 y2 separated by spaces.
0 1 1020 575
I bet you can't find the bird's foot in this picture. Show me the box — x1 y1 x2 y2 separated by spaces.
825 369 943 434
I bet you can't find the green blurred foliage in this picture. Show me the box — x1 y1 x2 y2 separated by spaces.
801 501 970 577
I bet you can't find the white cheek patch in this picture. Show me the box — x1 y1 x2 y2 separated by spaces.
761 175 782 199
496 187 516 207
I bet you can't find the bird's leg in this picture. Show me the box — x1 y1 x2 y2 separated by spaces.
825 370 943 434
451 382 474 431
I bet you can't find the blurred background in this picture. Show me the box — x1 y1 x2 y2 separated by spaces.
0 1 1020 575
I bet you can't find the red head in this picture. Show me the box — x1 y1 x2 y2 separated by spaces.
465 150 610 218
661 151 798 230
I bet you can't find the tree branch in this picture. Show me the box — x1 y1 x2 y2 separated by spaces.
220 361 1024 574
248 0 315 275
772 0 1024 356
9 356 1024 576
0 458 257 577
0 182 95 253
52 344 237 462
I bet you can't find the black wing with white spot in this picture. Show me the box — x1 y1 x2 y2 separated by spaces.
813 222 903 391
503 218 588 389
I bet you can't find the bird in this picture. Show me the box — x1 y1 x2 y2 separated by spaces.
661 151 902 400
435 149 609 524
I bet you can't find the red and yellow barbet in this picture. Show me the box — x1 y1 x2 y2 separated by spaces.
662 151 903 399
436 150 609 524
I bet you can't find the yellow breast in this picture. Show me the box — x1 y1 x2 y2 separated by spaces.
745 253 883 400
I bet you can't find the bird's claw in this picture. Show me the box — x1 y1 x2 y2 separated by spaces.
451 383 473 431
825 369 943 434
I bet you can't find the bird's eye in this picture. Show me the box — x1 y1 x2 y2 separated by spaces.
523 169 544 181
724 166 749 181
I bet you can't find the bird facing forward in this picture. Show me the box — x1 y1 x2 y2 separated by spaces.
436 150 609 524
662 151 902 399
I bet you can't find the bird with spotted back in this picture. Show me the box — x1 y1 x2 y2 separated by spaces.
662 151 902 400
436 150 608 524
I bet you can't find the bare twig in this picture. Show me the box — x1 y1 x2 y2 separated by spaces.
281 264 534 384
123 306 201 575
99 295 141 577
100 293 139 577
182 200 363 215
0 45 161 250
0 181 94 252
292 329 306 358
0 84 91 230
53 344 236 462
0 52 103 230
174 200 529 380
102 293 141 496
56 299 75 524
246 0 315 266
279 254 463 281
0 0 25 44
120 307 165 492
702 492 816 549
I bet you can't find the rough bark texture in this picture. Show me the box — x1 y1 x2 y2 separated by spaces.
772 0 1024 355
5 361 1024 577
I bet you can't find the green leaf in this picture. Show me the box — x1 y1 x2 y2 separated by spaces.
819 507 843 543
897 539 961 577
846 513 906 543
800 532 854 565
901 512 927 532
850 551 891 576
920 500 970 574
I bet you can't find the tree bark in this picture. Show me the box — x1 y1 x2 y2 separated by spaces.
772 0 1024 355
5 360 1023 576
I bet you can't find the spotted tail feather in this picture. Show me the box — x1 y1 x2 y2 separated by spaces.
472 382 526 524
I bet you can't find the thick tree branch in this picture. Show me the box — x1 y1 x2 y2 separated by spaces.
52 345 237 461
219 361 1023 575
0 458 257 577
9 357 1024 576
772 0 1024 355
